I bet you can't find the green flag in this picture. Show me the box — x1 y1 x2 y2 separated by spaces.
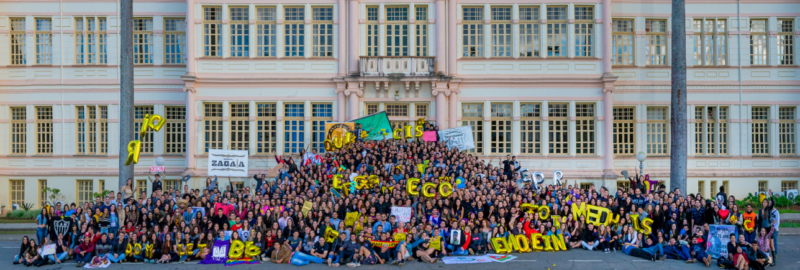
350 111 393 141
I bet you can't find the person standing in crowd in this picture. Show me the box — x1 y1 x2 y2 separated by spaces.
10 121 787 269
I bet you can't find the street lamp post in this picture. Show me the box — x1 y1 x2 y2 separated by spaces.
637 152 647 177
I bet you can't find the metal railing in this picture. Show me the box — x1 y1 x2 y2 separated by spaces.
360 56 435 76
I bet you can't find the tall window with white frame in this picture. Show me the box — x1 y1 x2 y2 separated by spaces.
133 18 153 64
99 106 108 154
164 18 186 64
257 103 277 154
11 108 26 154
134 106 154 154
75 17 95 64
462 6 484 57
574 6 593 57
386 6 409 56
778 19 794 65
257 7 277 57
462 104 484 154
386 104 409 138
751 107 770 156
549 103 569 155
750 19 767 66
312 103 333 153
693 18 726 66
719 107 728 155
203 7 222 57
10 18 26 65
613 107 635 155
284 7 305 57
706 107 717 155
782 181 798 192
366 103 378 115
612 19 634 65
694 107 705 155
284 103 305 154
36 107 53 154
695 106 728 155
646 107 669 155
491 7 512 57
519 6 539 57
312 7 334 57
546 6 567 57
35 18 53 64
230 7 250 57
10 180 24 207
165 107 186 154
87 106 97 154
366 7 379 56
575 103 595 155
520 103 541 155
77 106 87 155
230 103 250 151
204 103 223 153
490 103 512 154
646 20 667 66
415 6 428 56
99 18 107 64
779 107 796 155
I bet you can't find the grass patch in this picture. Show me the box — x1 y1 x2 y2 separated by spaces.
780 222 800 228
778 209 800 214
0 218 34 223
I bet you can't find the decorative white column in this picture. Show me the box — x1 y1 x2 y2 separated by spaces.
539 5 547 59
276 101 285 155
276 4 285 58
512 4 520 58
541 100 549 156
568 101 577 156
512 100 521 155
304 100 312 149
408 3 416 57
222 101 230 149
483 4 491 58
249 101 257 156
304 4 312 58
483 100 491 156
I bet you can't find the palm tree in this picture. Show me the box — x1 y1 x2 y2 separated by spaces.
670 0 687 195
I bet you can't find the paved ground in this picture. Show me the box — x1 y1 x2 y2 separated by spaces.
2 237 798 270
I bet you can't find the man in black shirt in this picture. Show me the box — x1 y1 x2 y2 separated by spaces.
502 155 513 177
311 237 329 260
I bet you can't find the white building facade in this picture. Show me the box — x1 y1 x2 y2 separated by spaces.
0 0 799 208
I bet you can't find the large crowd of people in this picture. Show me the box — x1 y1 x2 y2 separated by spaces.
11 122 781 269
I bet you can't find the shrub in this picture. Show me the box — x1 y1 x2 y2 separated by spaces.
5 210 25 219
23 210 40 219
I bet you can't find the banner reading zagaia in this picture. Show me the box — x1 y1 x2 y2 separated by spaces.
350 111 393 141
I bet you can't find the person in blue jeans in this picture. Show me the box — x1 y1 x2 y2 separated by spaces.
641 236 665 260
73 237 96 267
290 251 325 266
108 232 128 263
45 234 70 264
689 237 711 267
662 238 691 261
36 209 49 244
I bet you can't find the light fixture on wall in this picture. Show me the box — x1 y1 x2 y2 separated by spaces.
394 90 400 101
637 152 647 177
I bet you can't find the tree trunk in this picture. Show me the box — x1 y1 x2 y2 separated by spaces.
118 0 134 189
670 0 687 196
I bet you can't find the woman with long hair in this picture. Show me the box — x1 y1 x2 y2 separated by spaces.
157 233 175 263
12 236 29 264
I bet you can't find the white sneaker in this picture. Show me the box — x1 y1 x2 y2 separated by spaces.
346 262 356 267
